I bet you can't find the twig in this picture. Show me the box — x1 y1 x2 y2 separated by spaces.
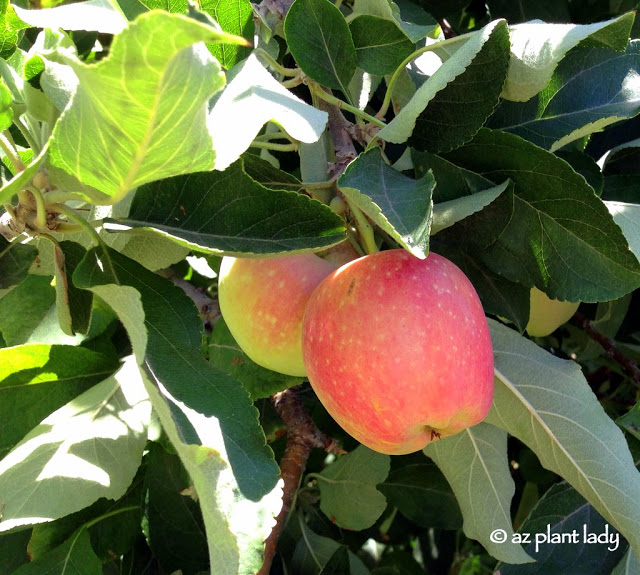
574 311 640 387
259 387 344 575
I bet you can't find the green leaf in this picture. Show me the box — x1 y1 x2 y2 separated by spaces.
202 0 254 68
377 461 462 529
208 317 303 400
49 11 238 202
503 12 635 102
487 0 571 23
491 42 640 151
0 343 118 457
0 356 151 532
0 274 55 346
0 78 12 131
106 160 346 256
320 547 351 575
486 319 640 561
441 129 640 301
12 529 102 575
0 0 29 59
313 445 390 530
605 201 640 263
431 181 508 234
0 236 37 290
424 422 534 564
617 401 640 442
612 549 640 575
285 0 356 95
499 481 628 575
0 143 47 205
209 54 328 171
146 443 209 574
13 0 128 34
349 15 413 76
51 240 92 336
242 153 302 191
338 147 434 258
351 0 437 43
379 20 510 152
73 247 283 574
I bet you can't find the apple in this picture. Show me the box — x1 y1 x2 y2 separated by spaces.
317 240 361 267
218 253 336 376
526 287 579 337
301 249 494 455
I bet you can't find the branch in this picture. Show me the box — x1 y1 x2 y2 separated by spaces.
574 311 640 387
259 386 344 575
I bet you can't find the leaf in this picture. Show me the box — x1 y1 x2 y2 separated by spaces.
0 274 55 346
487 0 571 23
0 343 118 457
52 240 92 336
0 143 47 205
377 461 462 529
209 54 328 171
0 236 37 290
242 152 302 191
616 401 640 442
106 160 346 256
49 11 242 202
351 0 437 43
320 547 351 574
12 529 102 575
208 317 303 400
0 356 151 532
0 78 12 131
486 319 640 561
202 0 254 68
503 12 635 102
378 20 510 152
605 201 640 263
349 15 413 76
424 422 534 564
313 445 390 530
441 129 640 302
498 482 628 575
285 0 356 95
13 0 128 34
73 247 283 574
431 181 508 234
146 443 209 574
490 41 640 151
0 0 29 59
338 147 434 258
612 549 640 575
0 529 30 572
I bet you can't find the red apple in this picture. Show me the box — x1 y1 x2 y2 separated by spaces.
218 253 336 376
301 249 494 455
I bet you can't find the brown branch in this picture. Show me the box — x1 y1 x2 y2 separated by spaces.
315 93 358 180
574 311 640 387
259 387 344 575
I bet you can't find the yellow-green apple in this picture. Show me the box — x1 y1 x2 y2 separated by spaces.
302 249 494 455
218 253 336 376
525 287 579 337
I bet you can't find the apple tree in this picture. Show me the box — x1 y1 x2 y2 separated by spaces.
0 0 640 573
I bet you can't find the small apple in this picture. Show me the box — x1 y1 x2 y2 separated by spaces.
525 287 579 337
218 253 336 376
301 249 494 455
317 240 361 267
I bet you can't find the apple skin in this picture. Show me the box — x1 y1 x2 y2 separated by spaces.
301 249 494 455
526 287 580 337
218 254 336 376
317 240 361 267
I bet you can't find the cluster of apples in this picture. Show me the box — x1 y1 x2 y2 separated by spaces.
218 244 578 455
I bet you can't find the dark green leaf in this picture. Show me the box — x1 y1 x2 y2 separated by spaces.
0 344 118 457
319 547 351 575
617 402 640 441
208 317 303 401
490 42 640 151
108 160 346 256
0 529 30 573
202 0 254 68
498 483 627 575
0 274 55 346
0 236 37 290
12 529 102 575
52 240 92 336
378 462 462 530
487 0 571 22
146 443 209 574
604 142 640 175
339 147 434 258
441 129 640 301
285 0 356 95
603 174 640 202
242 153 302 191
556 150 604 196
349 15 414 76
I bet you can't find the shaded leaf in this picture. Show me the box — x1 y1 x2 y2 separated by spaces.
0 235 37 290
242 153 302 191
486 319 640 561
612 549 640 575
107 160 346 256
339 147 434 258
351 0 437 43
425 422 533 564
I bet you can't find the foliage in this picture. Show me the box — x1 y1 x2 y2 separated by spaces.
0 0 639 573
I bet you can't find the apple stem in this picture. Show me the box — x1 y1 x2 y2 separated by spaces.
259 387 345 575
347 200 378 254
